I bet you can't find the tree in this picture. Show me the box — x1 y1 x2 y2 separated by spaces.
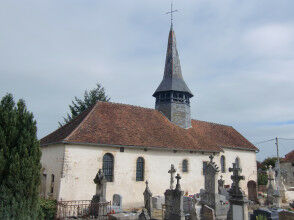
260 157 278 171
0 94 42 219
59 83 110 126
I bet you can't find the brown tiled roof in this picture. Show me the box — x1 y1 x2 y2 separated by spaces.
282 150 294 163
40 102 258 152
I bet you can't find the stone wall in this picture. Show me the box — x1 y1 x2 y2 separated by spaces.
280 162 294 188
155 102 191 128
41 144 257 208
40 144 65 199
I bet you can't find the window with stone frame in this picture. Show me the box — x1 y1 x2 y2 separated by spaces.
136 157 144 181
102 153 114 182
220 155 226 173
182 159 188 172
235 157 240 168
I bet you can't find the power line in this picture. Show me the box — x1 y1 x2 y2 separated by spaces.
279 137 294 141
254 138 275 145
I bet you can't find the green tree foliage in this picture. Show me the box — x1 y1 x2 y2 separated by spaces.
260 157 278 170
59 83 110 126
0 94 42 219
258 173 268 186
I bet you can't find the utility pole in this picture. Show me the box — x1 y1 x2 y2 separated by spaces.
275 137 281 202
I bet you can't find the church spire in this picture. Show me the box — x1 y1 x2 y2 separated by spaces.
153 25 193 97
153 24 193 129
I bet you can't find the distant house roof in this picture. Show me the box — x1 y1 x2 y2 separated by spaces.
40 102 258 152
282 150 294 163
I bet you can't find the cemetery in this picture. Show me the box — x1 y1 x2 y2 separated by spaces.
54 155 294 219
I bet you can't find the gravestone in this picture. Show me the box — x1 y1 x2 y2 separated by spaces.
112 194 123 213
200 155 229 220
143 180 153 218
183 196 197 220
152 196 164 209
164 169 185 220
267 165 276 206
201 205 215 220
139 208 150 220
201 155 219 208
168 164 176 190
113 194 122 208
218 175 229 199
227 163 248 220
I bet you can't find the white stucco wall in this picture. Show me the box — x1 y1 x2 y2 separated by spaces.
43 144 257 208
40 144 65 199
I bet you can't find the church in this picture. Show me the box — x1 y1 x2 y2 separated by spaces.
40 24 258 208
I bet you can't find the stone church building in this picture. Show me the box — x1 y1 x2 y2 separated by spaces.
40 25 258 208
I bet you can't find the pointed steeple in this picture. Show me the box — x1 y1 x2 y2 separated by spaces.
153 25 193 97
153 25 193 129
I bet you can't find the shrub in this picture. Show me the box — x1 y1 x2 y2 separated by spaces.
39 198 57 220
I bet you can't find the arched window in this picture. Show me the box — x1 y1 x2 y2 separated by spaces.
182 159 188 172
235 157 240 168
136 157 144 181
220 156 226 173
103 153 114 182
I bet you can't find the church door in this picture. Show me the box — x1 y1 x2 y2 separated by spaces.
247 180 257 202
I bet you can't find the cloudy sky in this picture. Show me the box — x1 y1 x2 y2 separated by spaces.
1 0 293 161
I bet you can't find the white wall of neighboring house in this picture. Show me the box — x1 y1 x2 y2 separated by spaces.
41 144 257 208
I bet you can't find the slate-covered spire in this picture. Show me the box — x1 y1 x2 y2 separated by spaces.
153 25 193 97
153 25 193 129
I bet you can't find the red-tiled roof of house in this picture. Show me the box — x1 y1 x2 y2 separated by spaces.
40 102 258 152
282 150 294 163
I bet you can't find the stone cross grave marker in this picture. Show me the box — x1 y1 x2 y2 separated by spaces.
228 163 244 199
143 180 153 218
227 163 248 220
168 164 176 190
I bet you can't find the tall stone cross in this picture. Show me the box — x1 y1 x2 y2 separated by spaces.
175 173 182 190
229 163 244 198
168 164 176 190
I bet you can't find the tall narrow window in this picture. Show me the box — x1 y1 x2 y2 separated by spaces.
103 153 114 182
220 156 226 173
50 174 54 194
136 157 144 181
235 157 240 168
182 159 188 172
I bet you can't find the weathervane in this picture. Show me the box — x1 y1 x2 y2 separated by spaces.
166 1 178 26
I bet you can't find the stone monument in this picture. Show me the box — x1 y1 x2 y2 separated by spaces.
227 163 248 220
143 180 153 218
200 155 228 220
90 169 107 217
164 165 185 220
266 165 275 206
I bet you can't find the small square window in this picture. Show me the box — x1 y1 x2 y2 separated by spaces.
120 147 124 152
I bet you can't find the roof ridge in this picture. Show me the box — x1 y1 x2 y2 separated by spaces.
191 119 232 127
98 101 155 111
65 102 100 141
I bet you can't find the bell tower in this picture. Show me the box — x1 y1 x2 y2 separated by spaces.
153 24 193 128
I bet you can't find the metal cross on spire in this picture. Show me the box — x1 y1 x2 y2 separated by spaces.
166 1 178 26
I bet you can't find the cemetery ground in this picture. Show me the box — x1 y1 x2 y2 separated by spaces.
54 155 294 220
